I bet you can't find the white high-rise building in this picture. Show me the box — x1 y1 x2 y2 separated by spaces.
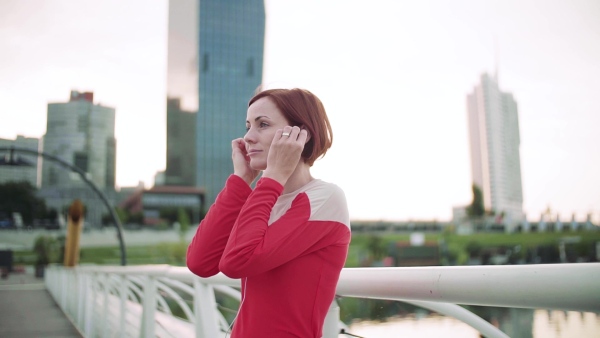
467 73 524 227
41 91 116 189
39 91 117 227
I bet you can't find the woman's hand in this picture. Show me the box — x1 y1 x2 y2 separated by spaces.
263 126 308 186
232 138 260 185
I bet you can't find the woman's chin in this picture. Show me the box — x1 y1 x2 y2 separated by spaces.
249 161 266 171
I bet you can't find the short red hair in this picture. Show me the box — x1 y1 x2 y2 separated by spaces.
249 88 333 166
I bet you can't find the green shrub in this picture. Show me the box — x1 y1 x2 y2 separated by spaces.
33 235 59 266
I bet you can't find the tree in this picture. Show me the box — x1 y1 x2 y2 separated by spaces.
465 241 483 258
177 207 191 241
102 207 128 226
366 235 387 261
0 181 49 225
466 184 485 218
159 207 179 224
129 211 144 225
33 235 58 266
33 235 59 278
47 208 58 220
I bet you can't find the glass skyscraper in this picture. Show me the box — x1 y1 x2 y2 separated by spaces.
166 0 265 208
165 0 198 187
196 0 265 208
165 98 196 186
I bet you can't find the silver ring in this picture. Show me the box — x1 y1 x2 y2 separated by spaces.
282 132 290 137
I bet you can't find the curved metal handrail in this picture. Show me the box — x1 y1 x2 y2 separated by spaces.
46 263 600 338
0 146 127 265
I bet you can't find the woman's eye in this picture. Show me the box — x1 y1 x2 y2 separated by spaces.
246 122 268 131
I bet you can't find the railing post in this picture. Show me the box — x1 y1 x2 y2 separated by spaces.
67 270 75 319
77 271 86 330
101 274 110 338
120 275 127 338
65 270 71 316
60 269 68 310
322 298 341 338
84 274 96 337
140 276 157 337
193 278 220 338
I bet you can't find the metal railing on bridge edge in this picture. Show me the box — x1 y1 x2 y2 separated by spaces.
45 263 600 338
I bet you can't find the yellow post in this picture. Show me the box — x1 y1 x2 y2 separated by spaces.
64 199 84 267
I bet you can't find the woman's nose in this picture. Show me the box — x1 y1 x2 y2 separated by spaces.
244 129 256 143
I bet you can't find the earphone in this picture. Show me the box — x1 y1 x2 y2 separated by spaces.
225 277 248 338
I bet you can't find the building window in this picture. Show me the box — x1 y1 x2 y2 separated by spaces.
105 138 116 188
168 157 181 176
49 167 58 186
246 58 254 77
202 53 209 73
74 152 88 172
78 115 89 132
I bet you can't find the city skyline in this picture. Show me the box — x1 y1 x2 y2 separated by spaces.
1 0 599 222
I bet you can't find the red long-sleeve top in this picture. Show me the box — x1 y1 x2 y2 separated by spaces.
187 175 351 338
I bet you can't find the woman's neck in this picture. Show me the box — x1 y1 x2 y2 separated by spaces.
282 161 313 194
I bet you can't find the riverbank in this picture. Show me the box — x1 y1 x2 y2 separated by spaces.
3 227 599 267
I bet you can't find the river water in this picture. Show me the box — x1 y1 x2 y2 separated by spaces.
344 308 600 338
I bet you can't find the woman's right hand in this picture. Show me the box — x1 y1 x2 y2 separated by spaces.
232 138 260 185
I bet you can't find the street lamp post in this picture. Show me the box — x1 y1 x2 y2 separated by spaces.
0 146 127 266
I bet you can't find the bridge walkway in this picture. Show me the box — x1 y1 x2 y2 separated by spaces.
0 267 81 338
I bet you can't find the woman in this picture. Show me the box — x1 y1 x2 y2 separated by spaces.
187 88 351 338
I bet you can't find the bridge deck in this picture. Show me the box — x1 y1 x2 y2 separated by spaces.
0 268 81 338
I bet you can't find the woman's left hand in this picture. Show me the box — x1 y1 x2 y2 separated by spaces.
263 126 308 186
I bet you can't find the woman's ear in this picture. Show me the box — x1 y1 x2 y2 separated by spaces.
301 125 311 143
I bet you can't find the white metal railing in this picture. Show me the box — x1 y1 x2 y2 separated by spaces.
45 263 600 338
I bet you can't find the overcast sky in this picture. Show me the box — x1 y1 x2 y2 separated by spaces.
1 0 599 222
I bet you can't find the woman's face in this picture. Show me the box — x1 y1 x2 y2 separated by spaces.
244 97 291 170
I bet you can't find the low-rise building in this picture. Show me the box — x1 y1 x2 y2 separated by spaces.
119 185 205 226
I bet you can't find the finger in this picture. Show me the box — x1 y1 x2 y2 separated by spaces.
288 126 301 141
297 129 309 144
274 128 284 141
231 138 244 152
302 128 311 142
280 126 293 140
232 138 240 151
